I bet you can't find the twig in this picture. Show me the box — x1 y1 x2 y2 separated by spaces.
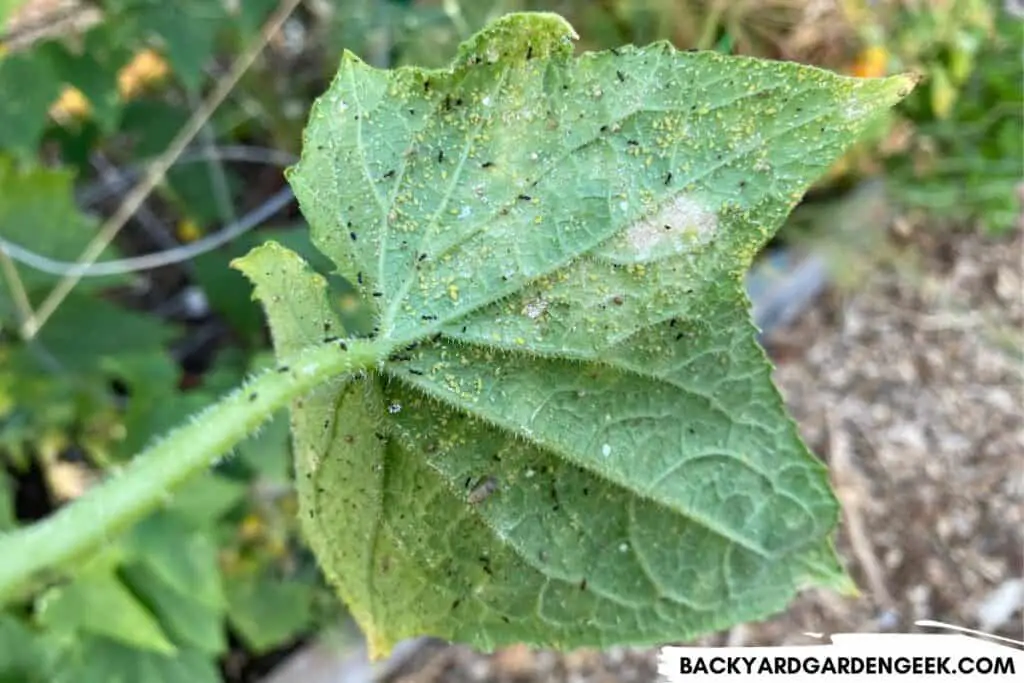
0 248 33 329
20 0 304 341
825 405 895 608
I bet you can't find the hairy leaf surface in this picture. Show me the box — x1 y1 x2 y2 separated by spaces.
238 12 913 656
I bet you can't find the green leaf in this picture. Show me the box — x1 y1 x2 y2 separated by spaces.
106 352 213 460
35 569 176 654
0 471 15 531
165 474 248 527
242 12 913 655
0 159 124 323
236 411 292 484
123 514 225 610
25 296 176 375
235 0 277 38
0 51 61 157
106 0 225 91
56 635 220 683
121 563 227 655
120 100 189 157
225 573 313 653
0 613 57 683
39 23 135 132
165 164 242 227
193 226 335 340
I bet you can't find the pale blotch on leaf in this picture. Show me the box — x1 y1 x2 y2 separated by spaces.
620 194 719 262
522 298 548 320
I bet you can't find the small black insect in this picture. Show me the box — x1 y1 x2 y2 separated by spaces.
421 314 437 321
417 253 428 262
372 291 383 298
626 139 639 146
408 368 424 376
437 149 444 163
481 161 494 169
383 169 395 179
338 340 348 351
517 194 532 201
443 95 452 110
349 231 357 241
664 172 673 186
356 271 363 284
323 335 339 343
616 70 625 82
526 44 533 60
277 365 290 373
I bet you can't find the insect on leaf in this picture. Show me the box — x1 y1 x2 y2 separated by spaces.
236 11 915 658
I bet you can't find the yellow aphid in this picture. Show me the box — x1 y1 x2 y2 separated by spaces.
177 218 202 243
118 48 170 99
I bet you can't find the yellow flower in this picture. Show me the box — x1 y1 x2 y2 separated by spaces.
239 514 265 541
177 218 202 243
851 46 888 79
50 86 92 121
118 48 170 99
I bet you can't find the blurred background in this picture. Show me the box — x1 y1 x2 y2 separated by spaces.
0 1 1020 681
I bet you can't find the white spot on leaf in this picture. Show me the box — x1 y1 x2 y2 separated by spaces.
522 298 548 320
619 193 718 262
601 443 612 457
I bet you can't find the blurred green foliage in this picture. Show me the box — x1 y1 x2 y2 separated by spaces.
0 0 1018 680
888 9 1022 234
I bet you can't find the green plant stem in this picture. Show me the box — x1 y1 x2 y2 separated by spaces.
0 339 384 605
696 2 725 51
